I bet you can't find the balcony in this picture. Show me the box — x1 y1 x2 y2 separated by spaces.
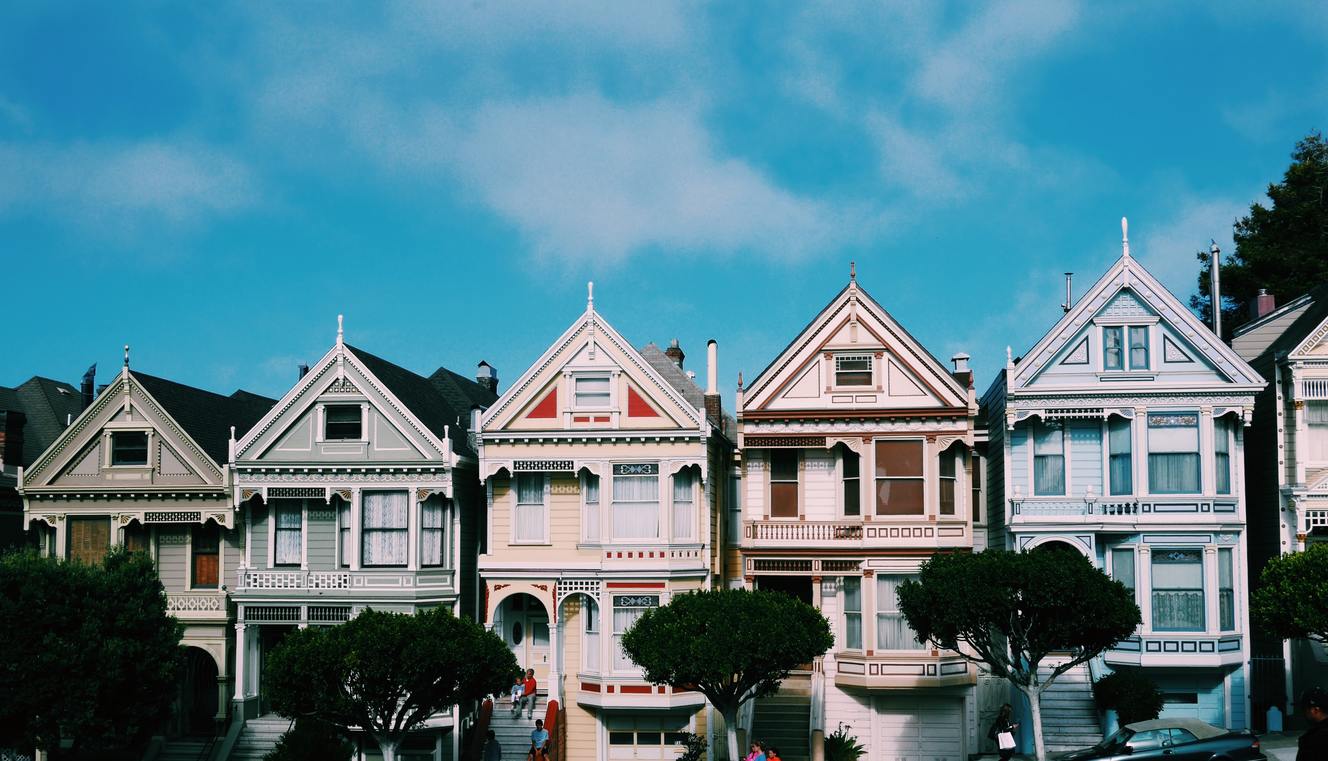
575 673 707 710
1008 497 1238 528
833 650 974 690
742 519 969 551
166 591 229 622
594 543 708 573
1105 633 1244 668
232 568 455 600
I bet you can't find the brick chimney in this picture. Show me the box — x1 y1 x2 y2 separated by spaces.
0 410 24 469
80 364 96 409
950 353 973 389
665 339 685 369
1250 289 1277 320
476 361 499 394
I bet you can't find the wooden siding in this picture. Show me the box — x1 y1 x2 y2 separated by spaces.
1069 420 1103 496
157 527 189 589
307 509 337 570
563 599 597 760
249 504 268 567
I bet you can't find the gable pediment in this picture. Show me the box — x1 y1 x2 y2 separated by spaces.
743 282 967 414
1291 314 1328 359
482 309 702 435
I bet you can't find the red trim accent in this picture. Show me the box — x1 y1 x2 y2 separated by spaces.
606 581 666 589
620 685 653 694
607 685 615 693
592 416 610 422
627 386 659 417
573 416 591 423
581 682 601 692
527 388 559 419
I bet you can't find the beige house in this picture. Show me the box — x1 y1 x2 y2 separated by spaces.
19 362 273 747
477 286 736 761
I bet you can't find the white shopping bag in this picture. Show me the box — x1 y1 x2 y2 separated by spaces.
997 731 1015 751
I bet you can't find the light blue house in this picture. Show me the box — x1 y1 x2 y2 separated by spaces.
982 222 1265 738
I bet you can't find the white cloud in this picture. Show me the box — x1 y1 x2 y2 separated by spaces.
1132 195 1260 296
0 140 257 233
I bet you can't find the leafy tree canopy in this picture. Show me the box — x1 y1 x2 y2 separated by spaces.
265 607 516 761
0 549 183 758
1252 543 1328 644
898 549 1138 760
1192 132 1328 333
620 588 833 761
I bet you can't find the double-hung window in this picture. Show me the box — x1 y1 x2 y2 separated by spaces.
325 405 362 440
1152 549 1204 631
835 354 873 386
1129 326 1150 370
842 577 862 650
842 447 861 517
1215 417 1233 494
362 490 408 567
1111 547 1136 602
877 575 924 650
338 498 351 567
938 448 957 516
574 376 611 408
582 472 601 542
514 474 547 543
583 598 600 672
421 497 447 568
770 450 799 518
111 431 149 466
1218 548 1235 631
1148 414 1200 494
612 465 659 540
970 455 982 522
671 471 694 541
875 440 924 515
191 522 220 589
613 594 658 671
1108 417 1133 495
1104 327 1125 370
273 500 303 566
1032 422 1066 496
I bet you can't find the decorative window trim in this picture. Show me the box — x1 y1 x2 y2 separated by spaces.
833 353 874 388
511 473 550 545
323 403 366 442
571 373 614 411
107 429 152 468
873 437 927 516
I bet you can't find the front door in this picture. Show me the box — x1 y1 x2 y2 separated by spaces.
503 594 551 683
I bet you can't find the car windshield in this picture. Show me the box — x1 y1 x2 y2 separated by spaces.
1095 728 1133 750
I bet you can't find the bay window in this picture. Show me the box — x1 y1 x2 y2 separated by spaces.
672 471 694 541
1219 548 1235 631
273 501 303 566
1307 401 1328 461
876 575 924 650
1108 417 1133 495
1152 549 1204 631
842 447 861 517
583 598 600 671
875 440 924 515
612 465 659 540
582 472 600 541
939 447 957 515
842 577 862 650
613 594 658 671
1111 547 1135 601
770 450 799 518
1215 417 1233 494
362 490 408 567
338 498 351 567
191 522 219 589
1148 414 1200 494
1032 421 1065 496
514 473 547 543
421 497 447 568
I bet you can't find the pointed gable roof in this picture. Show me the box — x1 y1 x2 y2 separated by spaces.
133 372 276 465
743 277 968 412
1008 245 1265 391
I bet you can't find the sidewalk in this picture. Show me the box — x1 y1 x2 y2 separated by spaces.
969 731 1302 761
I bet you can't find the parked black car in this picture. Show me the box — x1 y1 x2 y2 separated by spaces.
1057 718 1265 761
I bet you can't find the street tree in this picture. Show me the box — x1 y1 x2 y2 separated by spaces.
1252 543 1328 644
1191 132 1328 333
620 588 834 761
897 549 1139 761
0 549 183 759
264 607 516 761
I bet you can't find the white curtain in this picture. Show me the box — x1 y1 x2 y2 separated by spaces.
362 491 408 566
1218 548 1235 630
274 501 303 565
1308 403 1328 461
876 575 924 650
583 473 600 541
1215 418 1232 494
1033 423 1065 495
842 577 861 650
515 474 546 542
672 472 694 540
1108 418 1133 495
1148 416 1200 493
1151 550 1204 631
337 499 351 567
421 497 446 567
614 606 647 670
612 475 659 540
575 376 611 408
583 599 600 672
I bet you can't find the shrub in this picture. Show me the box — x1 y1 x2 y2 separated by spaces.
263 719 353 761
1093 669 1164 725
824 723 865 761
675 732 707 761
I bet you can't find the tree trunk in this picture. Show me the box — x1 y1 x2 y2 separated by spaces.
1022 685 1047 761
722 706 740 761
375 733 399 761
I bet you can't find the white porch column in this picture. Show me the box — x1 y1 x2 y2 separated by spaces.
233 623 247 702
1134 407 1148 497
548 601 562 706
1200 407 1215 497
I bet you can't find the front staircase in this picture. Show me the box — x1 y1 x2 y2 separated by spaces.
156 737 212 761
225 715 291 761
485 692 547 760
1037 659 1103 753
750 680 811 761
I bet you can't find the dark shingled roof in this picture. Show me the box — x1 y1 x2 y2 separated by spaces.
0 376 86 468
640 343 706 411
346 346 496 458
133 372 276 465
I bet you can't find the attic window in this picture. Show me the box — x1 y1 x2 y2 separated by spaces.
835 354 873 386
110 431 148 466
325 405 362 440
573 376 611 408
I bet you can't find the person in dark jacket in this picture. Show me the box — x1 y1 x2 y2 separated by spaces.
1300 686 1328 761
988 703 1019 761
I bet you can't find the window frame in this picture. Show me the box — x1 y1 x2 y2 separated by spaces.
610 464 661 541
1147 413 1202 495
841 446 861 517
873 438 926 516
833 353 874 387
876 574 926 651
1128 325 1150 370
581 471 601 543
420 496 449 569
1108 416 1133 496
512 473 549 544
361 490 409 568
190 521 221 590
1150 548 1206 632
842 576 862 651
769 449 800 519
1031 420 1066 496
938 446 958 516
109 430 150 467
272 500 304 567
1103 326 1125 371
572 374 612 410
324 403 364 441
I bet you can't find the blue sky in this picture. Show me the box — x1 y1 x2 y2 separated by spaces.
3 2 1326 409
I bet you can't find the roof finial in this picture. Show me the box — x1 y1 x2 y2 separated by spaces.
337 314 344 345
1121 216 1130 258
1006 345 1014 368
737 371 744 390
850 261 856 282
123 344 130 369
587 281 594 310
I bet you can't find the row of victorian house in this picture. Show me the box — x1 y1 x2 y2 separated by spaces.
5 228 1327 761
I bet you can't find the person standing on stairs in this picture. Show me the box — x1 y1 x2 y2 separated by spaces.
988 704 1019 761
744 740 766 761
482 729 501 761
